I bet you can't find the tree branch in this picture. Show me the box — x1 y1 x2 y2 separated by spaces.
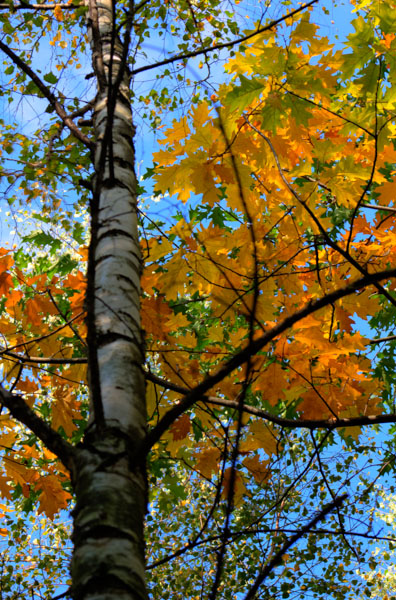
0 40 93 150
0 312 84 354
362 203 396 213
0 385 76 471
0 2 82 8
130 0 318 76
369 334 396 344
145 369 396 431
47 289 87 347
145 369 188 394
283 88 375 138
147 524 390 570
203 398 396 430
244 116 396 311
243 494 348 600
143 267 396 453
0 348 86 364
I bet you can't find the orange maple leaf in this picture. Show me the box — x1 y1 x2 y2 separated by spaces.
170 414 191 441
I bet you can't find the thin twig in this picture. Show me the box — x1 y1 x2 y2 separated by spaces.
0 349 86 364
145 370 396 430
243 494 348 600
0 41 92 150
0 2 82 7
130 0 318 76
143 266 396 454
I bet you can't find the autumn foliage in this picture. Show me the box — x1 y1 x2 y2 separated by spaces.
143 5 396 477
1 0 396 598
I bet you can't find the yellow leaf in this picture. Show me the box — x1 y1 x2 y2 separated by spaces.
147 238 174 263
0 475 12 500
252 362 287 406
53 4 63 21
206 325 224 343
141 295 173 341
240 421 279 457
195 447 221 479
166 312 190 331
157 116 190 151
51 386 79 437
0 271 13 296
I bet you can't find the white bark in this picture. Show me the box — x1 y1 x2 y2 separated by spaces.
92 3 145 436
71 1 148 598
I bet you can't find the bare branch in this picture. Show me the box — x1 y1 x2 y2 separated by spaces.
283 88 375 138
203 398 396 430
49 588 72 600
147 525 392 570
0 349 86 364
47 289 87 347
244 117 396 311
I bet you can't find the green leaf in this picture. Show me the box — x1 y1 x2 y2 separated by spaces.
43 72 58 85
225 74 265 113
22 231 62 252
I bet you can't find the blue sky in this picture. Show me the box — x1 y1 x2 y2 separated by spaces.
0 0 358 242
2 2 394 597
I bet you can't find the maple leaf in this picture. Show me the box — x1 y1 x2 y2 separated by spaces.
53 4 64 21
240 421 279 457
0 271 13 297
3 457 32 488
243 454 271 485
36 474 72 520
170 414 191 441
51 386 80 437
225 74 265 113
195 447 221 479
221 467 249 506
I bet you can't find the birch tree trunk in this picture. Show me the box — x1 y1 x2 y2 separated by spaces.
70 1 148 598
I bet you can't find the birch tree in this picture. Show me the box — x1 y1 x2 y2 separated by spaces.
0 0 396 599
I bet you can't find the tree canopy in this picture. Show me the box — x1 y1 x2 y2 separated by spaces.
0 0 396 599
